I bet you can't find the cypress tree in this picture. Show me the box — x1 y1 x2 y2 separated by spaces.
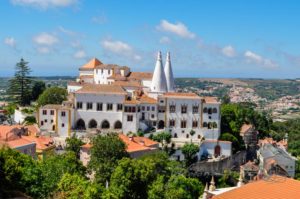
8 58 33 106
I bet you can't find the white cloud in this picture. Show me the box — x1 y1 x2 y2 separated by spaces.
159 36 171 44
244 50 278 68
101 39 141 61
222 45 236 57
102 40 132 54
73 50 86 59
33 32 58 46
4 37 16 48
10 0 77 9
157 20 195 39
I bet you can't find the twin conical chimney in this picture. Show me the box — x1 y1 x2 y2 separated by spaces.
150 51 168 93
164 52 175 92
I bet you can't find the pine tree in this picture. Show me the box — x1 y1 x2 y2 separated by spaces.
8 58 33 106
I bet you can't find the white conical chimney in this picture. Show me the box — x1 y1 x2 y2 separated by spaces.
151 51 167 93
164 52 175 92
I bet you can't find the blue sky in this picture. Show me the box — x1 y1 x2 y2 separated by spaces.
1 0 300 78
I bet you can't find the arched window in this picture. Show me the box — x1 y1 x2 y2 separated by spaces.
174 133 178 138
186 134 189 138
213 108 218 113
101 120 110 129
208 108 212 114
158 120 165 129
208 122 213 129
76 119 86 130
214 145 221 157
203 122 208 128
212 122 218 128
88 119 97 128
203 107 208 113
198 135 201 139
114 121 122 129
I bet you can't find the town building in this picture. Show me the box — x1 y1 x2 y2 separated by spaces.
0 125 55 159
257 143 296 177
38 52 229 157
80 134 159 166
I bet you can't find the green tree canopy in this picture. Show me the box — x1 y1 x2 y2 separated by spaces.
65 134 84 159
89 134 128 185
37 87 67 107
181 143 199 167
8 58 33 106
31 80 46 101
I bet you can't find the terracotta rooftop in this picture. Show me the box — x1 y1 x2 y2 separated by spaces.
240 161 259 171
163 92 201 99
113 80 142 87
22 136 54 150
203 96 219 104
75 84 127 95
0 125 40 141
119 134 158 153
5 138 35 149
240 124 253 135
79 58 102 70
213 175 300 199
127 72 153 80
139 95 157 104
79 75 94 79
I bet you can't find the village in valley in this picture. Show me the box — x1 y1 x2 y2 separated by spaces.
1 52 300 198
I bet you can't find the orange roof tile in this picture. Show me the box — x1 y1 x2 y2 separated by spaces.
213 175 300 199
75 84 127 95
163 92 201 99
203 96 219 104
23 136 53 150
6 137 35 149
127 72 153 80
113 80 142 87
81 143 92 149
240 124 253 134
118 134 158 153
79 58 102 70
80 75 94 79
139 95 157 104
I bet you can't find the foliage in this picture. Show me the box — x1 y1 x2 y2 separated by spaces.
56 173 102 199
23 116 37 125
181 143 199 167
89 134 129 185
3 103 17 124
31 80 46 101
39 151 86 198
107 151 192 199
65 134 84 159
8 58 33 106
37 87 67 107
151 131 172 147
217 169 239 188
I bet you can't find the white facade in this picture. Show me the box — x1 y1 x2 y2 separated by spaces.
40 52 222 146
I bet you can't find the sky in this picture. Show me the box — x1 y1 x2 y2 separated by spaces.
1 0 300 78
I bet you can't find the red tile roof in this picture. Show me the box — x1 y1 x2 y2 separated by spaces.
127 72 153 80
163 92 201 99
213 175 300 199
240 124 253 135
119 134 158 153
79 58 102 70
203 97 219 104
75 84 127 95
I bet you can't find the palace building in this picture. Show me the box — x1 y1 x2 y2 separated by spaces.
38 52 223 148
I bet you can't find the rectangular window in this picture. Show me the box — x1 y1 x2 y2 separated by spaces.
77 102 83 109
117 104 123 111
142 106 145 111
151 114 155 119
181 120 187 128
42 110 47 115
50 110 54 115
41 121 44 126
169 105 176 113
192 106 199 114
62 123 65 127
127 115 133 122
181 105 187 114
192 120 198 128
97 103 103 111
61 111 66 117
107 103 113 111
51 119 53 123
87 102 93 110
169 119 175 127
147 106 150 111
151 106 155 111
